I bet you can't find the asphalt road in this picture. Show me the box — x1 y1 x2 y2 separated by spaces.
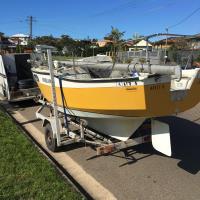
5 100 200 200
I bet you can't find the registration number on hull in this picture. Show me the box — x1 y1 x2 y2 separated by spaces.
117 81 132 87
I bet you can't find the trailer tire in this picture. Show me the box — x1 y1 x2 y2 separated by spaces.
44 123 59 152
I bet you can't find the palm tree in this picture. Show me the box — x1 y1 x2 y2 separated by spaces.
106 26 125 71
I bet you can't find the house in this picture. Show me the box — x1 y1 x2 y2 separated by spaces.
0 34 16 53
153 34 200 50
96 39 113 47
189 34 200 50
10 34 30 46
153 37 180 49
124 39 152 51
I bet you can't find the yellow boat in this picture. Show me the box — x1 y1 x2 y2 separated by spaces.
31 59 200 142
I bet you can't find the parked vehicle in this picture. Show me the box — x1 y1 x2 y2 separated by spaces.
0 53 39 102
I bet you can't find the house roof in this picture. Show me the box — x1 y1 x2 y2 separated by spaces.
153 38 178 45
124 39 152 47
153 33 200 45
11 33 29 38
96 40 113 47
134 40 152 47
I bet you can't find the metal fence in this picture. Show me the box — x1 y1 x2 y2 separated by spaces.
116 50 165 65
107 49 200 66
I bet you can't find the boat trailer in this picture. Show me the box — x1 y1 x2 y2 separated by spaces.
36 100 152 155
35 50 172 156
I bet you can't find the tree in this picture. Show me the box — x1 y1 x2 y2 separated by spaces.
33 35 57 47
173 38 190 50
0 32 5 37
56 35 75 52
168 38 190 63
106 26 125 70
27 39 36 49
106 26 125 51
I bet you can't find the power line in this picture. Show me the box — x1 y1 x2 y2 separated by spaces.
92 0 137 17
167 6 200 29
92 0 176 18
0 20 25 25
92 0 158 17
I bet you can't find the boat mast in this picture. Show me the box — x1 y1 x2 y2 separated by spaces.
146 38 150 65
164 28 169 64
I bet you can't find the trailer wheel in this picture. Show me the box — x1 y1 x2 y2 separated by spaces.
44 123 58 152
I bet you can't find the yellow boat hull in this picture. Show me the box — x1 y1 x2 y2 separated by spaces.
34 73 200 117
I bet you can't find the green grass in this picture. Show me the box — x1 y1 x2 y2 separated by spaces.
0 108 83 200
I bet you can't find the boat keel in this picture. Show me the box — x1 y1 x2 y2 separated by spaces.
151 119 171 156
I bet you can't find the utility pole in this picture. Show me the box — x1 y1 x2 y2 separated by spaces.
26 16 36 40
30 16 33 39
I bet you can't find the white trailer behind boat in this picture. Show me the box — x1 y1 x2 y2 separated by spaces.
0 53 39 102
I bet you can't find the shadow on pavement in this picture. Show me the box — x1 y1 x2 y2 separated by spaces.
0 100 40 116
159 116 200 174
85 116 200 174
59 143 86 152
9 100 40 111
86 142 155 167
20 118 41 125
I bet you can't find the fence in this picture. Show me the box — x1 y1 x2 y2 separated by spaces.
107 50 165 65
106 49 200 66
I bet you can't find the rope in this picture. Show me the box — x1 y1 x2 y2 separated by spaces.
58 77 69 134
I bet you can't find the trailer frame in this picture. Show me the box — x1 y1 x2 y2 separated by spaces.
36 99 151 155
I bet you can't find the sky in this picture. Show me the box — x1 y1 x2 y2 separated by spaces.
0 0 200 39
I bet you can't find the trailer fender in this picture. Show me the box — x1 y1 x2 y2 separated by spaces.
42 118 58 138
